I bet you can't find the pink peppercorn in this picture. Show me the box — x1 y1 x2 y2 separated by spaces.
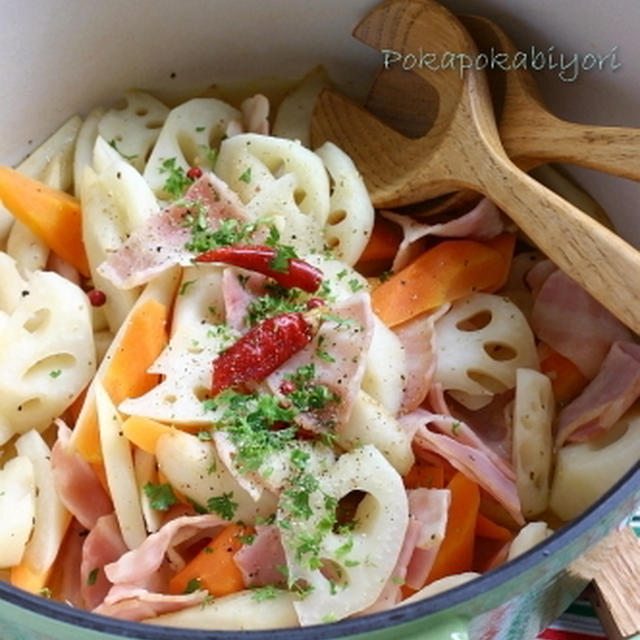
88 289 107 307
306 297 324 310
187 167 203 180
279 380 297 395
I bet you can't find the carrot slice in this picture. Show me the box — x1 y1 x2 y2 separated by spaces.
403 460 445 490
355 213 403 276
539 342 587 406
426 472 480 584
122 416 175 454
484 233 516 293
0 166 89 276
371 239 507 327
168 523 251 597
72 298 168 463
475 512 513 543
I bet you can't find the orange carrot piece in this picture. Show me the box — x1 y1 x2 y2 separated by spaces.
168 523 251 597
122 416 175 454
484 233 516 293
403 460 445 490
475 512 513 543
371 239 507 327
10 563 50 594
72 298 168 463
426 472 480 584
539 342 588 406
0 166 89 276
356 214 402 264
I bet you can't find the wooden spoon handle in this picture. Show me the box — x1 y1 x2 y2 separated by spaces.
572 526 640 639
504 112 640 180
476 151 640 333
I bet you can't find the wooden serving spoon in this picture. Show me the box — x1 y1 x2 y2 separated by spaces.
311 0 640 334
365 15 640 179
363 13 640 218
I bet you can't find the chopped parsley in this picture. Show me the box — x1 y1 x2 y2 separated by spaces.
211 391 298 473
251 585 282 602
348 278 364 292
184 578 203 594
284 364 339 413
270 245 298 272
237 532 256 545
239 167 252 183
183 215 266 254
245 284 307 326
179 279 196 295
143 482 179 511
206 491 239 520
201 594 216 608
197 429 213 441
107 138 138 161
159 157 193 199
316 348 336 363
195 126 206 132
264 225 299 272
281 473 319 520
451 421 461 436
87 568 99 586
49 369 62 378
38 587 52 598
198 144 219 168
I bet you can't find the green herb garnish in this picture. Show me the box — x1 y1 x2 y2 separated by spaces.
108 138 138 161
159 157 193 199
143 482 179 511
206 491 239 520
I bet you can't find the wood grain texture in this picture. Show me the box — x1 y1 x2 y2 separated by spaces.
573 527 640 639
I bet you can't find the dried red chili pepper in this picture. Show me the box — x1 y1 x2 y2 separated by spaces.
195 245 323 293
211 312 314 395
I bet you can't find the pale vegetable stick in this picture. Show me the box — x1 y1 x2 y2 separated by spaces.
133 447 162 534
14 430 70 575
147 590 298 630
0 457 36 568
95 382 146 549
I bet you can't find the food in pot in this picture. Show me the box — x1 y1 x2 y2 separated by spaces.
0 70 638 630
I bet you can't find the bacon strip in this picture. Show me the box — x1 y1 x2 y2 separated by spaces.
221 268 268 333
51 421 113 530
383 198 504 271
428 385 515 480
555 341 640 446
93 588 207 621
80 513 127 610
394 305 450 414
404 489 450 590
104 514 224 585
401 409 523 525
530 267 632 379
98 173 250 289
267 293 375 432
233 525 286 588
